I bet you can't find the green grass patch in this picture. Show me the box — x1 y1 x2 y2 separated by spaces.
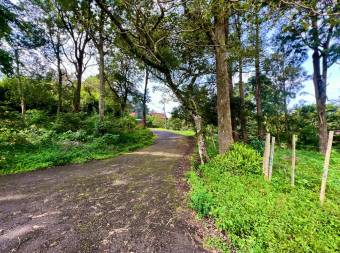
149 127 195 137
188 143 340 253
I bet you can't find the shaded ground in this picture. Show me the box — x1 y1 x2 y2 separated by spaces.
0 131 207 253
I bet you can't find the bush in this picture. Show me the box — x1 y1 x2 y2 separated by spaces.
167 117 182 130
59 130 89 142
26 109 48 125
205 143 262 175
248 137 265 155
52 112 86 132
188 171 215 217
0 127 29 146
114 115 137 130
94 133 120 146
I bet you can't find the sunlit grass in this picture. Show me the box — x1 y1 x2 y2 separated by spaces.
149 128 195 137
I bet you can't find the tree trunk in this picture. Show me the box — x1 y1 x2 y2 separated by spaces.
238 57 248 142
228 61 239 141
142 67 149 127
56 44 63 118
73 56 83 113
311 15 328 154
313 49 328 154
15 49 25 120
282 80 289 134
121 88 128 114
214 9 233 154
98 31 105 123
255 15 264 139
73 71 82 112
193 114 209 164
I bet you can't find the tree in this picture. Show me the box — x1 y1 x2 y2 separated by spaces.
142 66 149 128
254 14 265 138
94 0 211 163
0 0 17 75
0 0 46 119
105 52 141 116
278 0 339 153
57 0 92 112
86 6 110 123
263 49 306 139
33 0 66 118
234 12 249 142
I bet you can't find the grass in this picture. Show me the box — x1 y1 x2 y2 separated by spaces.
188 142 340 253
149 127 195 137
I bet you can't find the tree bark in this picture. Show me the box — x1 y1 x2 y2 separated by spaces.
228 61 239 141
73 67 82 112
193 114 209 164
56 32 63 118
255 14 264 139
15 49 25 120
311 15 328 154
98 19 105 123
238 57 248 142
282 80 289 134
142 67 149 127
214 7 233 154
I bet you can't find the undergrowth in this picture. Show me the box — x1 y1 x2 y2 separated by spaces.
0 112 155 175
188 142 340 253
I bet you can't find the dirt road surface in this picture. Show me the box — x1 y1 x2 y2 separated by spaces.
0 131 207 253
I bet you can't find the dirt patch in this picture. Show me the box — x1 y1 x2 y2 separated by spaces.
0 131 208 252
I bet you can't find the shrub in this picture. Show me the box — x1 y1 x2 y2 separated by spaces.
59 130 88 142
167 117 182 130
0 127 30 146
52 112 86 132
114 115 137 130
205 143 262 175
94 133 120 146
248 137 265 155
188 171 215 217
26 109 48 125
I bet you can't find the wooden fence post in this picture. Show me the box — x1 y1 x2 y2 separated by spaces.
263 133 271 180
291 134 297 187
268 136 275 182
320 131 334 205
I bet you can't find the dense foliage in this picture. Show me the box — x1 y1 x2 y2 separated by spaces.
0 111 154 174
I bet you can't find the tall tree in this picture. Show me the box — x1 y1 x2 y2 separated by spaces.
57 0 91 112
234 13 248 142
95 0 211 163
34 0 66 118
278 0 339 153
0 0 46 118
254 13 264 138
86 5 110 123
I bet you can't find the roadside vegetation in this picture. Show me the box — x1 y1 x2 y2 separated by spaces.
188 139 339 252
0 110 154 175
